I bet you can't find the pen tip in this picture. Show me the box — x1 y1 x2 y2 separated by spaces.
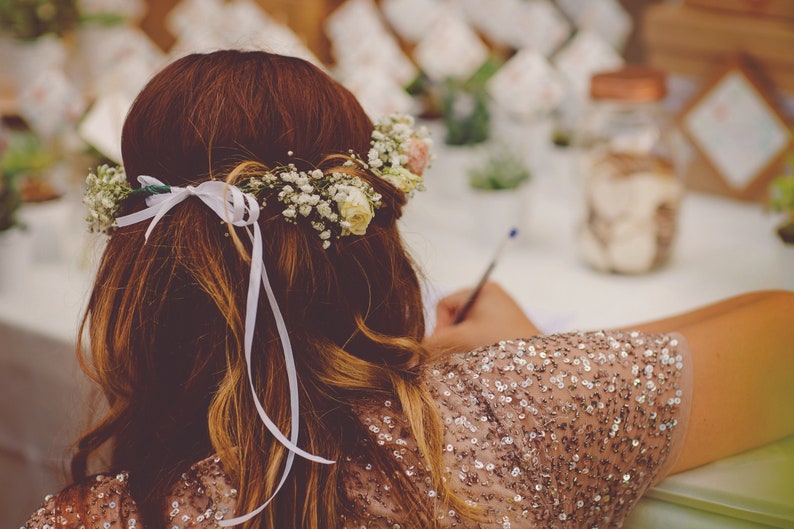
509 228 518 238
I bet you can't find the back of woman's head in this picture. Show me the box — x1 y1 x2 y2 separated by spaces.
122 51 373 185
73 50 447 529
117 49 421 365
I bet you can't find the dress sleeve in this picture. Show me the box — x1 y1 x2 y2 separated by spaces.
22 460 239 529
424 330 693 528
23 493 60 529
22 475 138 529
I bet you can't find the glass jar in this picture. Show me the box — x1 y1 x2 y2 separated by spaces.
575 66 684 274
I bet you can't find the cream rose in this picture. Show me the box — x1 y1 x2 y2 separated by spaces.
381 168 414 193
337 186 374 236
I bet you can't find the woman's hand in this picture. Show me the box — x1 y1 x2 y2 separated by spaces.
422 282 542 358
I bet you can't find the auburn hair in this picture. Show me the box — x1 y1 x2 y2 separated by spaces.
71 50 470 528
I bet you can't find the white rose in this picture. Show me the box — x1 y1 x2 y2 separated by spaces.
337 186 373 236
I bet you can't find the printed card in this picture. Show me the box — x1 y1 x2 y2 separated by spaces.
78 91 135 163
342 69 417 119
515 0 571 56
227 0 278 42
18 70 86 139
681 65 792 194
166 0 226 39
74 25 165 97
458 0 519 47
554 0 584 22
333 36 417 87
487 48 565 119
553 31 623 99
248 20 323 67
381 0 444 43
168 0 321 66
10 36 68 88
460 0 570 56
555 0 632 51
413 9 489 81
227 0 322 66
325 0 385 46
327 0 417 86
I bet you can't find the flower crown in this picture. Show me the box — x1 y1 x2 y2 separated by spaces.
84 114 431 248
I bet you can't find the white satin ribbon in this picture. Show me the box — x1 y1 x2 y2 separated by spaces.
116 176 334 526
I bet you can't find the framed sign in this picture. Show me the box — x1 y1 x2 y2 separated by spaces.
678 57 793 200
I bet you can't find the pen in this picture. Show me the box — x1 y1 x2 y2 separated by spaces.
453 227 519 324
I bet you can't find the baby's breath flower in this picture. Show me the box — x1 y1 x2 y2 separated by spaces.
84 164 131 234
239 164 383 245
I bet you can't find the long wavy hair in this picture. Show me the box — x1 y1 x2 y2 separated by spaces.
71 50 469 528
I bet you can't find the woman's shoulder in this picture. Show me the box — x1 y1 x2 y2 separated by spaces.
421 329 692 422
23 473 136 529
427 328 692 460
418 329 692 526
426 329 687 372
421 329 691 398
23 458 239 529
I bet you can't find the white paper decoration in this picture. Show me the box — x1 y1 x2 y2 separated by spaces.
487 48 566 119
413 7 489 81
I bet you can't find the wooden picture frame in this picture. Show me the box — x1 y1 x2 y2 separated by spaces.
677 56 793 201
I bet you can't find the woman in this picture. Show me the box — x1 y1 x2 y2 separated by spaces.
24 50 793 529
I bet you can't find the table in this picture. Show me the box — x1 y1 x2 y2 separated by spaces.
632 436 794 528
1 142 792 528
402 143 794 333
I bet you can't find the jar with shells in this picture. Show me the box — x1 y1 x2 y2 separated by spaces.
575 66 684 274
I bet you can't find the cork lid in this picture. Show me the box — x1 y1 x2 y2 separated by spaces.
589 65 667 102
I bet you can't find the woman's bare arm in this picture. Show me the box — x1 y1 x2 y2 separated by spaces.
626 290 794 474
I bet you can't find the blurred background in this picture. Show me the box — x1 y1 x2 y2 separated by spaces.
1 0 793 207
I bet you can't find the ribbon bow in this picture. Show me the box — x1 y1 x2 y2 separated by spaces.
116 176 334 526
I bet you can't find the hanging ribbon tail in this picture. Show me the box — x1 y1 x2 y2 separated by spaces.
241 221 335 465
218 198 333 528
115 178 335 528
216 223 297 528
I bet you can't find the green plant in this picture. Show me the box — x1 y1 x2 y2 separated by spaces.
440 59 500 146
468 147 531 191
1 130 53 179
0 129 60 205
0 0 80 40
769 154 794 244
0 0 122 41
0 169 21 232
770 175 794 215
0 127 22 231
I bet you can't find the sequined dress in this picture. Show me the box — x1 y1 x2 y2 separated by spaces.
24 330 692 529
